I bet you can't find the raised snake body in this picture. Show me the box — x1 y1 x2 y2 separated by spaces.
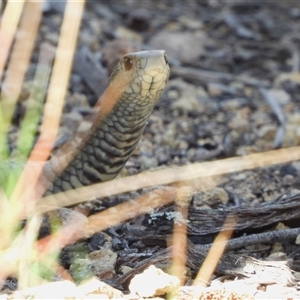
42 50 170 195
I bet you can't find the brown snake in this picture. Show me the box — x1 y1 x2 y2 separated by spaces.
40 50 170 195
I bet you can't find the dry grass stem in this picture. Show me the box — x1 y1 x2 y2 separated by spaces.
1 1 299 296
40 145 300 209
36 188 177 257
11 45 54 216
0 0 85 286
0 0 42 115
170 187 192 285
39 0 85 154
193 215 237 287
0 0 24 79
17 214 43 289
11 0 85 209
0 45 55 277
0 0 26 158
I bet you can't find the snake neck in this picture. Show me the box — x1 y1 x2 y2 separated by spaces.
44 89 161 195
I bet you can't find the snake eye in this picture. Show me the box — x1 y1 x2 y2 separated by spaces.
124 57 133 71
164 54 168 65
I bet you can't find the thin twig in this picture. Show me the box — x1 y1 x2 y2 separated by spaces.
259 87 286 148
259 88 285 125
195 227 300 253
171 66 269 87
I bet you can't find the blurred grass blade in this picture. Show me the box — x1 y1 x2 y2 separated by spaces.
0 1 24 79
193 215 236 288
39 145 300 209
37 0 86 157
16 44 54 159
4 44 54 198
0 1 43 196
170 187 192 286
17 214 43 289
0 0 86 285
0 1 42 275
0 1 27 159
10 0 86 215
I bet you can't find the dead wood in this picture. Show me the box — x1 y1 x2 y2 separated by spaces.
188 193 300 235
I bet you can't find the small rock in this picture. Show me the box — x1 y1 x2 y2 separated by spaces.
234 48 257 61
290 7 300 18
287 113 300 125
73 48 108 97
77 277 124 298
18 81 32 101
149 31 207 63
257 124 277 141
280 164 297 177
296 234 300 245
127 8 151 31
42 0 66 13
70 258 93 284
77 120 93 134
88 233 106 252
139 155 158 170
175 140 189 151
282 174 295 186
262 181 279 202
228 107 251 132
80 28 100 52
275 222 289 230
93 3 116 21
193 188 229 206
115 26 143 44
62 111 82 127
264 285 298 299
18 280 77 299
44 32 59 45
267 252 287 261
282 124 300 147
102 38 140 74
270 242 284 254
210 278 258 300
268 88 291 104
211 187 229 205
88 249 117 279
291 161 300 174
220 98 246 111
178 15 203 30
67 93 90 108
171 95 200 115
89 19 103 36
120 265 132 275
207 82 236 97
129 265 180 297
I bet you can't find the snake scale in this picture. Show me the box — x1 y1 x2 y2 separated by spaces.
41 50 170 195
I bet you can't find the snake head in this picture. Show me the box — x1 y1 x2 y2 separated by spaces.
108 50 170 97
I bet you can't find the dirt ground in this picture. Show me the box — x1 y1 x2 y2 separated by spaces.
3 0 300 299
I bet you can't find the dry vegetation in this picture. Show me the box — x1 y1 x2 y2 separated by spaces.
0 0 300 299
